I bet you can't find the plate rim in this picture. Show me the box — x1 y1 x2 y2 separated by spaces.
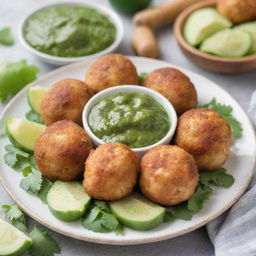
0 56 255 245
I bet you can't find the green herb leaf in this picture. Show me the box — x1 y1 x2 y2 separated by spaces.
187 184 213 212
82 201 122 234
198 98 243 139
37 178 53 203
165 203 193 222
29 226 61 256
2 204 27 232
0 27 14 45
26 110 44 124
20 167 43 194
4 144 30 171
0 59 39 102
200 168 235 188
139 72 148 83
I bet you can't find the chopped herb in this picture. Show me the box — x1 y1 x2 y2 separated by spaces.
0 27 14 45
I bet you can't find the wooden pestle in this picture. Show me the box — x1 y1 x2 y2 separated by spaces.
133 0 206 30
131 26 160 58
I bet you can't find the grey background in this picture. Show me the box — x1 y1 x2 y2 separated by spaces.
0 0 255 255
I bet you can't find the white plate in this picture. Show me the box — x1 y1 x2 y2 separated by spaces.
0 57 255 245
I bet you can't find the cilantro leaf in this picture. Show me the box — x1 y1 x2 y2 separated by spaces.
0 59 39 102
20 167 43 194
0 27 14 45
83 201 122 234
198 98 243 139
4 144 30 171
165 203 193 222
2 204 27 232
187 184 213 212
37 178 53 203
200 168 235 188
29 226 61 256
139 72 148 83
26 110 44 124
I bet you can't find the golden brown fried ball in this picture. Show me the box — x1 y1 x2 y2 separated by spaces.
85 54 139 93
143 67 198 115
83 143 138 201
140 145 199 206
217 0 256 24
174 109 231 171
34 120 93 181
40 79 93 126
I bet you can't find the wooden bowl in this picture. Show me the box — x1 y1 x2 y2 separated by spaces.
174 0 256 74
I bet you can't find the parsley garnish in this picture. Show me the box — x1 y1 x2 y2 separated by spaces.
2 204 27 232
199 98 243 139
83 201 123 235
139 72 148 83
26 110 44 124
165 168 234 222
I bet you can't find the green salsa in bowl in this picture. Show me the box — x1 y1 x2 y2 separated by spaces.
83 86 177 155
19 1 123 65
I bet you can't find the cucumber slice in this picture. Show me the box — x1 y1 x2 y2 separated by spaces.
200 29 252 58
47 181 91 222
234 22 256 54
27 86 47 114
0 218 32 256
184 8 232 46
5 118 46 152
109 193 165 231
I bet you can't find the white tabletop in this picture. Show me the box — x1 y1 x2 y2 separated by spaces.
1 0 255 255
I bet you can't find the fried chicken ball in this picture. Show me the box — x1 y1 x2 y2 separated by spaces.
175 109 231 171
34 120 93 181
85 54 139 93
143 67 198 115
140 145 199 206
217 0 256 24
83 143 138 201
40 79 93 126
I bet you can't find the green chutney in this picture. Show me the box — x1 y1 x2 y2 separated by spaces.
88 92 170 148
24 5 116 57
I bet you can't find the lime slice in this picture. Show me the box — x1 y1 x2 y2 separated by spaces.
234 22 256 54
109 193 165 231
184 8 232 46
47 181 91 222
27 86 47 114
200 29 252 58
5 118 46 152
0 218 32 256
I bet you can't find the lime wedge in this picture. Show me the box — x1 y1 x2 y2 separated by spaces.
234 22 256 54
184 8 232 46
5 118 46 152
200 29 252 58
47 181 91 222
0 218 32 256
27 86 47 114
109 193 165 231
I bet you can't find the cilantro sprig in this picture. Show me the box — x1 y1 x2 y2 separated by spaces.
26 110 44 124
165 168 234 222
83 201 123 235
2 204 27 232
199 98 243 139
4 144 52 202
139 72 148 83
2 204 60 256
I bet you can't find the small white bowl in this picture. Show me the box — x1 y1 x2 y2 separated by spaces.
82 85 177 156
18 0 124 66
